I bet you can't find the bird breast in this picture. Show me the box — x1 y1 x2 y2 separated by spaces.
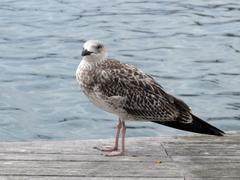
76 60 96 92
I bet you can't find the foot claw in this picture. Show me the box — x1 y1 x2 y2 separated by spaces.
105 151 125 157
94 146 118 152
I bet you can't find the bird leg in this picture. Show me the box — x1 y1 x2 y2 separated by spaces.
94 119 122 152
105 121 126 156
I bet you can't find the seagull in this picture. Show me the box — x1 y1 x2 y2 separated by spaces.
76 40 225 156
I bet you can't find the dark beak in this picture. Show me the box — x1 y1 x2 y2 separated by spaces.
81 49 93 56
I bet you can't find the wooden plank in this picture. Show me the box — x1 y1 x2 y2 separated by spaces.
0 153 171 162
162 133 239 143
0 177 184 180
0 139 168 157
0 133 239 179
0 161 182 177
163 143 240 156
172 155 240 163
181 162 240 178
186 178 240 180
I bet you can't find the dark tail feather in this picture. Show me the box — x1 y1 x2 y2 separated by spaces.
152 114 225 136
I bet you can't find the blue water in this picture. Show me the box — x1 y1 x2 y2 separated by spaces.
0 0 240 141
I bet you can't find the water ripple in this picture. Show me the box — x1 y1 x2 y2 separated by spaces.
0 0 240 141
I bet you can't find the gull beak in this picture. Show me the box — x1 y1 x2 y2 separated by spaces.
82 49 93 56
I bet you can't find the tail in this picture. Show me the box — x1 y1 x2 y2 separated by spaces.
152 113 225 136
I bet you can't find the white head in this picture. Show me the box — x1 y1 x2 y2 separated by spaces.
81 40 107 63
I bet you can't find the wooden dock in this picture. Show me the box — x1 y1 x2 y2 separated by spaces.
0 133 239 179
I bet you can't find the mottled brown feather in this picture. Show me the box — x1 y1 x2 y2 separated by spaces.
88 59 193 123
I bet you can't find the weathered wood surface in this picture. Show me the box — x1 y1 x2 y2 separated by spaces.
0 133 239 180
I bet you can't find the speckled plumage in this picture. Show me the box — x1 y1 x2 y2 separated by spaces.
76 58 192 123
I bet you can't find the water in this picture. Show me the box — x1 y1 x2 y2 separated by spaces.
0 0 239 141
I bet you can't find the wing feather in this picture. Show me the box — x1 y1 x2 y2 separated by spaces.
96 59 191 122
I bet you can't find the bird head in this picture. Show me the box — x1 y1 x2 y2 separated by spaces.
81 40 107 62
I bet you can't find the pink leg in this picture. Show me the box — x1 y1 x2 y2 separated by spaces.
105 121 126 156
94 119 122 152
113 119 122 150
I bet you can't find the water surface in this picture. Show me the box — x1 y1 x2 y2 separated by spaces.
0 0 240 141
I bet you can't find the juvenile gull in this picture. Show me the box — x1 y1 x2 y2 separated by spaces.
76 40 225 156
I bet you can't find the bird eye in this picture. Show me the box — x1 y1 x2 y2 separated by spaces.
96 44 102 49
